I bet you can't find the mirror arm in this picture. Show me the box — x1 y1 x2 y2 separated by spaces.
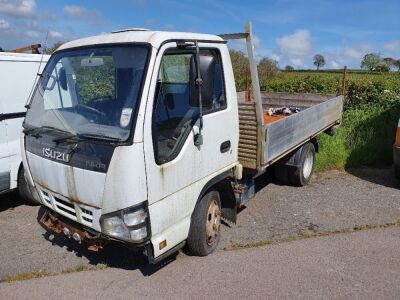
194 41 203 146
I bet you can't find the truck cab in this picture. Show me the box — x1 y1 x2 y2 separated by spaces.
23 29 239 261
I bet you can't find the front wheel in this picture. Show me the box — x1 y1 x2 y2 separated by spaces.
289 143 316 186
187 191 221 256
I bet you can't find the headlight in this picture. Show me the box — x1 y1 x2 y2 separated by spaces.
100 202 150 242
123 210 147 226
101 216 130 240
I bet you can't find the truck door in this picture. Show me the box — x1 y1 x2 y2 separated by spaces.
0 100 10 192
143 42 238 254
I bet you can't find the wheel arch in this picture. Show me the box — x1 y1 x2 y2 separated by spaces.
194 170 237 223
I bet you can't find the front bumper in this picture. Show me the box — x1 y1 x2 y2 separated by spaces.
40 209 108 251
39 208 151 251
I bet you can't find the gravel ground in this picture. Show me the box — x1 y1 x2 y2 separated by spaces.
0 167 399 278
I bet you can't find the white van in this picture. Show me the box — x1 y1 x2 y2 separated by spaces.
0 52 49 201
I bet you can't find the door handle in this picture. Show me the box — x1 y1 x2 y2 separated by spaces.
220 140 231 153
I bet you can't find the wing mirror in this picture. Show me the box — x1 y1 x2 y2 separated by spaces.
189 55 216 108
58 67 67 91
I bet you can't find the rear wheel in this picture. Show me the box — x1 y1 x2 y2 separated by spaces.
187 191 221 256
18 167 37 205
289 143 316 186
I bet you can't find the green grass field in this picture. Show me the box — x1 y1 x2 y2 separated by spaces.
249 71 400 171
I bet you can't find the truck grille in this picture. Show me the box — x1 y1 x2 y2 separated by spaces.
38 187 95 226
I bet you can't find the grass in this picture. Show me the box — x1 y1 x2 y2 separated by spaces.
315 99 400 171
225 219 400 251
0 263 108 283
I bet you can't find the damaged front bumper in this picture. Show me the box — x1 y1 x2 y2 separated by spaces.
39 208 162 263
40 209 108 251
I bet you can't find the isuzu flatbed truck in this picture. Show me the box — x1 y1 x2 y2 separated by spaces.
22 22 343 263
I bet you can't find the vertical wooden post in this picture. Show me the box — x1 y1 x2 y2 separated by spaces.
341 66 347 97
245 67 251 102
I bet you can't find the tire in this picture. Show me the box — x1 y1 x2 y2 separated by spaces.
187 191 221 256
289 143 316 187
18 167 38 205
274 164 289 183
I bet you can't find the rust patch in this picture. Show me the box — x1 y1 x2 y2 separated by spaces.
65 166 78 204
40 209 108 252
263 112 288 124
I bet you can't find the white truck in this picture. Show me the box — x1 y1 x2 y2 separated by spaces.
0 52 49 202
22 23 343 263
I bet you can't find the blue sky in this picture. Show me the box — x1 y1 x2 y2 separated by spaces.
0 0 399 69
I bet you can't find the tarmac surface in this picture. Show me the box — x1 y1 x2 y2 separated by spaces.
0 167 399 298
1 227 399 299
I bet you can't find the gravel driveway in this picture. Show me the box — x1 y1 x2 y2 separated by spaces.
0 167 399 278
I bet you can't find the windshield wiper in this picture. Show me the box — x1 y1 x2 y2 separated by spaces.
54 132 122 144
23 126 74 138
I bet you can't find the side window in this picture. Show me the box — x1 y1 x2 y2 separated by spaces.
152 52 199 164
152 49 227 165
203 53 226 114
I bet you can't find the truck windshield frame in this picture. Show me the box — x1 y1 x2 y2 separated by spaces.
24 43 151 145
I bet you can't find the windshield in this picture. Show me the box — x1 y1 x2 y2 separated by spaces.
24 45 149 142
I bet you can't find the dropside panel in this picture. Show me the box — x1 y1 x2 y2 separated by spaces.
265 95 343 163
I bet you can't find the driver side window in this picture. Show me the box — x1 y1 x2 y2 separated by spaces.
152 52 198 164
152 48 226 165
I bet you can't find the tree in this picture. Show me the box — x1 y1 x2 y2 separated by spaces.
228 50 249 80
43 41 64 54
257 57 279 78
394 59 400 72
360 53 381 71
383 57 396 70
313 54 325 70
0 47 4 52
374 62 389 72
285 65 294 71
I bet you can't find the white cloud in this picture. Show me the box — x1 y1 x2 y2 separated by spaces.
228 34 269 61
330 60 339 69
63 5 85 17
63 5 105 25
277 29 312 57
290 58 304 68
383 40 400 52
49 30 62 39
344 44 372 63
25 29 39 38
0 0 36 17
0 19 10 29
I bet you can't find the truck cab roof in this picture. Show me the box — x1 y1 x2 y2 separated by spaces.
58 30 225 52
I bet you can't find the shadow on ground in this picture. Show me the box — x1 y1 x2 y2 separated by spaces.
0 192 26 213
346 167 400 189
36 206 177 276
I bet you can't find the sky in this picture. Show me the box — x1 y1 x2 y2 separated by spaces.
0 0 399 69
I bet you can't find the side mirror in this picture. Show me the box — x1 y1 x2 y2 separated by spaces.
189 55 215 108
58 67 67 91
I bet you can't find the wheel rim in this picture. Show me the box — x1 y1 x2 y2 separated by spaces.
205 198 221 245
303 151 314 179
